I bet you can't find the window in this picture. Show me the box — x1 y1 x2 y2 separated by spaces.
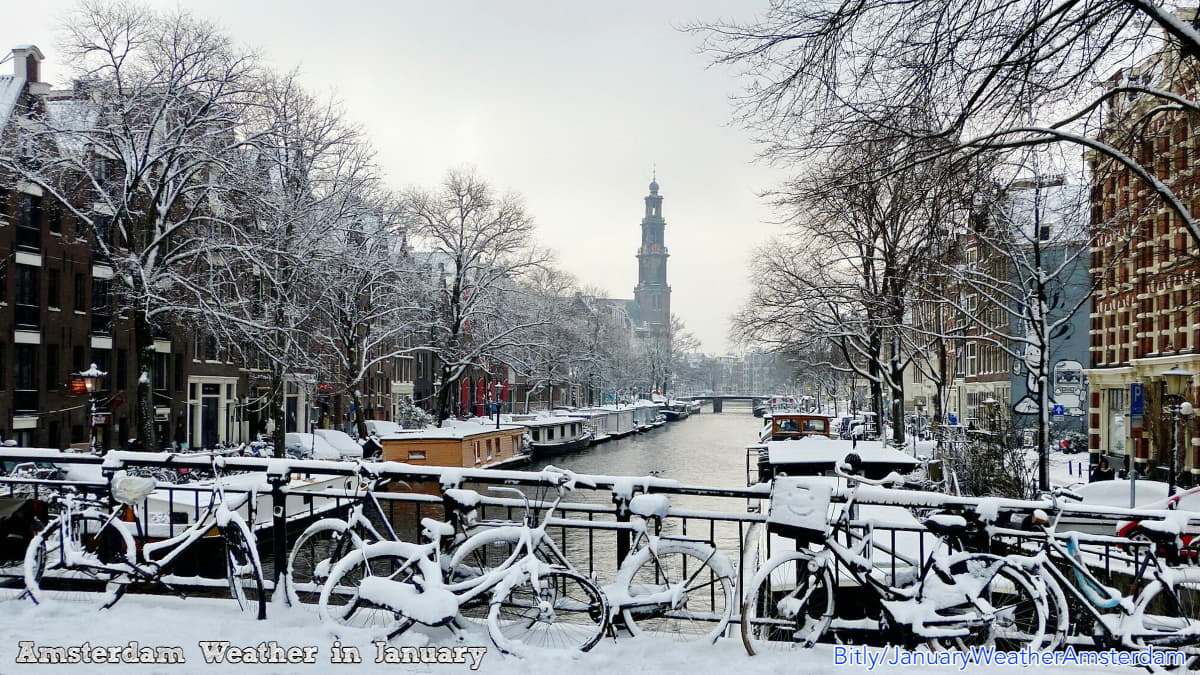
46 268 60 309
116 349 128 388
91 349 111 390
966 342 978 377
16 194 41 250
74 274 87 312
408 451 426 461
154 352 168 392
48 204 61 234
72 346 85 372
1038 224 1051 241
0 342 4 388
174 354 183 392
14 264 39 328
91 277 111 334
45 344 58 390
14 344 37 412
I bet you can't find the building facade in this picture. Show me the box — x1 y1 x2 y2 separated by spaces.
1087 48 1200 482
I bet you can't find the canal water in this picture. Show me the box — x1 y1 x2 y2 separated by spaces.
510 403 763 582
528 403 758 495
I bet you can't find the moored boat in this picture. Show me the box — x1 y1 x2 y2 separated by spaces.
513 415 593 459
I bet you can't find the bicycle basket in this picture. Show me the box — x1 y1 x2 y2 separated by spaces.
766 477 832 545
111 474 156 505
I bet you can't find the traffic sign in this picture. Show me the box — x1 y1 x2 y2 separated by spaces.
1052 404 1065 416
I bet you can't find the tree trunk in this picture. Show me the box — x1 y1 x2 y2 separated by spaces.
270 371 286 459
134 312 157 449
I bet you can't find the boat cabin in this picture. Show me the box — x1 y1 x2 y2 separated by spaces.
762 413 835 443
380 422 527 469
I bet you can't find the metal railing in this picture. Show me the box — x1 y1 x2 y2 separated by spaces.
0 449 1191 642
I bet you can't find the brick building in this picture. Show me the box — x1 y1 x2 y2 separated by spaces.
1087 45 1200 482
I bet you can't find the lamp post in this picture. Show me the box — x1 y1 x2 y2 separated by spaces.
75 363 107 455
914 401 926 456
1162 365 1194 496
494 381 503 430
982 397 999 435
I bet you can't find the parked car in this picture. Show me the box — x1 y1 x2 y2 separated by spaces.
283 433 340 460
312 429 363 459
1115 484 1200 561
363 420 403 438
1055 479 1173 536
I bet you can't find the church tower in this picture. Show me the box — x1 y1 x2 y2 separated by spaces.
634 177 671 336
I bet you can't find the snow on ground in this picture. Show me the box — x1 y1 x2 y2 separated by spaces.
0 589 1144 675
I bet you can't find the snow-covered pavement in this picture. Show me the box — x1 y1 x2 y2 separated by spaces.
0 590 1144 675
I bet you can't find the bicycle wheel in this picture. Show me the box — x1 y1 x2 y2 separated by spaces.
318 543 420 636
929 557 1047 652
287 519 365 609
24 513 132 609
740 551 835 655
615 540 735 642
488 568 608 655
220 515 267 619
1132 567 1200 669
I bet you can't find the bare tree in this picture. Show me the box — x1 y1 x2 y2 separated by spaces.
692 0 1200 254
402 168 551 423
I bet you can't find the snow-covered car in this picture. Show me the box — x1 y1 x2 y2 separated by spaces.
283 433 340 460
1115 485 1200 558
1056 479 1174 536
363 420 403 438
312 429 363 459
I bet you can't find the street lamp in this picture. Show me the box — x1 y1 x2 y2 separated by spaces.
1162 365 1194 496
982 397 999 435
74 363 107 454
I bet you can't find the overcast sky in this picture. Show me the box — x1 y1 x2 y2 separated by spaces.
2 0 786 353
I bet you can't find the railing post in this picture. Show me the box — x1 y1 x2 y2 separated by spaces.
613 493 631 563
266 465 290 611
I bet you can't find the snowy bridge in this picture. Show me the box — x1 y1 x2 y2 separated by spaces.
0 449 1187 645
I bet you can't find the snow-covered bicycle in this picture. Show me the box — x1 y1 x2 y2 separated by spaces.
317 468 609 656
285 462 400 608
23 454 266 618
602 492 735 642
740 454 1049 654
934 488 1200 667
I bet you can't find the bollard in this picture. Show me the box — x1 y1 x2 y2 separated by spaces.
613 493 631 563
266 466 290 619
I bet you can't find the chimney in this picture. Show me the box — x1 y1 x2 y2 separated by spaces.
11 45 44 82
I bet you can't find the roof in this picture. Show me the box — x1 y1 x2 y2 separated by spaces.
0 74 25 127
766 437 920 467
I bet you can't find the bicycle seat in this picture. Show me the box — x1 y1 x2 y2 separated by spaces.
923 514 970 537
442 489 482 513
421 518 455 542
629 494 670 520
111 474 156 505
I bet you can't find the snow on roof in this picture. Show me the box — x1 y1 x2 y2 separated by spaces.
766 437 920 467
382 418 522 440
0 74 24 127
517 416 586 428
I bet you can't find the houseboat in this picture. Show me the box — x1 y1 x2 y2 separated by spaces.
576 406 638 440
380 420 528 470
513 415 593 459
748 411 919 484
662 401 691 422
631 400 664 431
